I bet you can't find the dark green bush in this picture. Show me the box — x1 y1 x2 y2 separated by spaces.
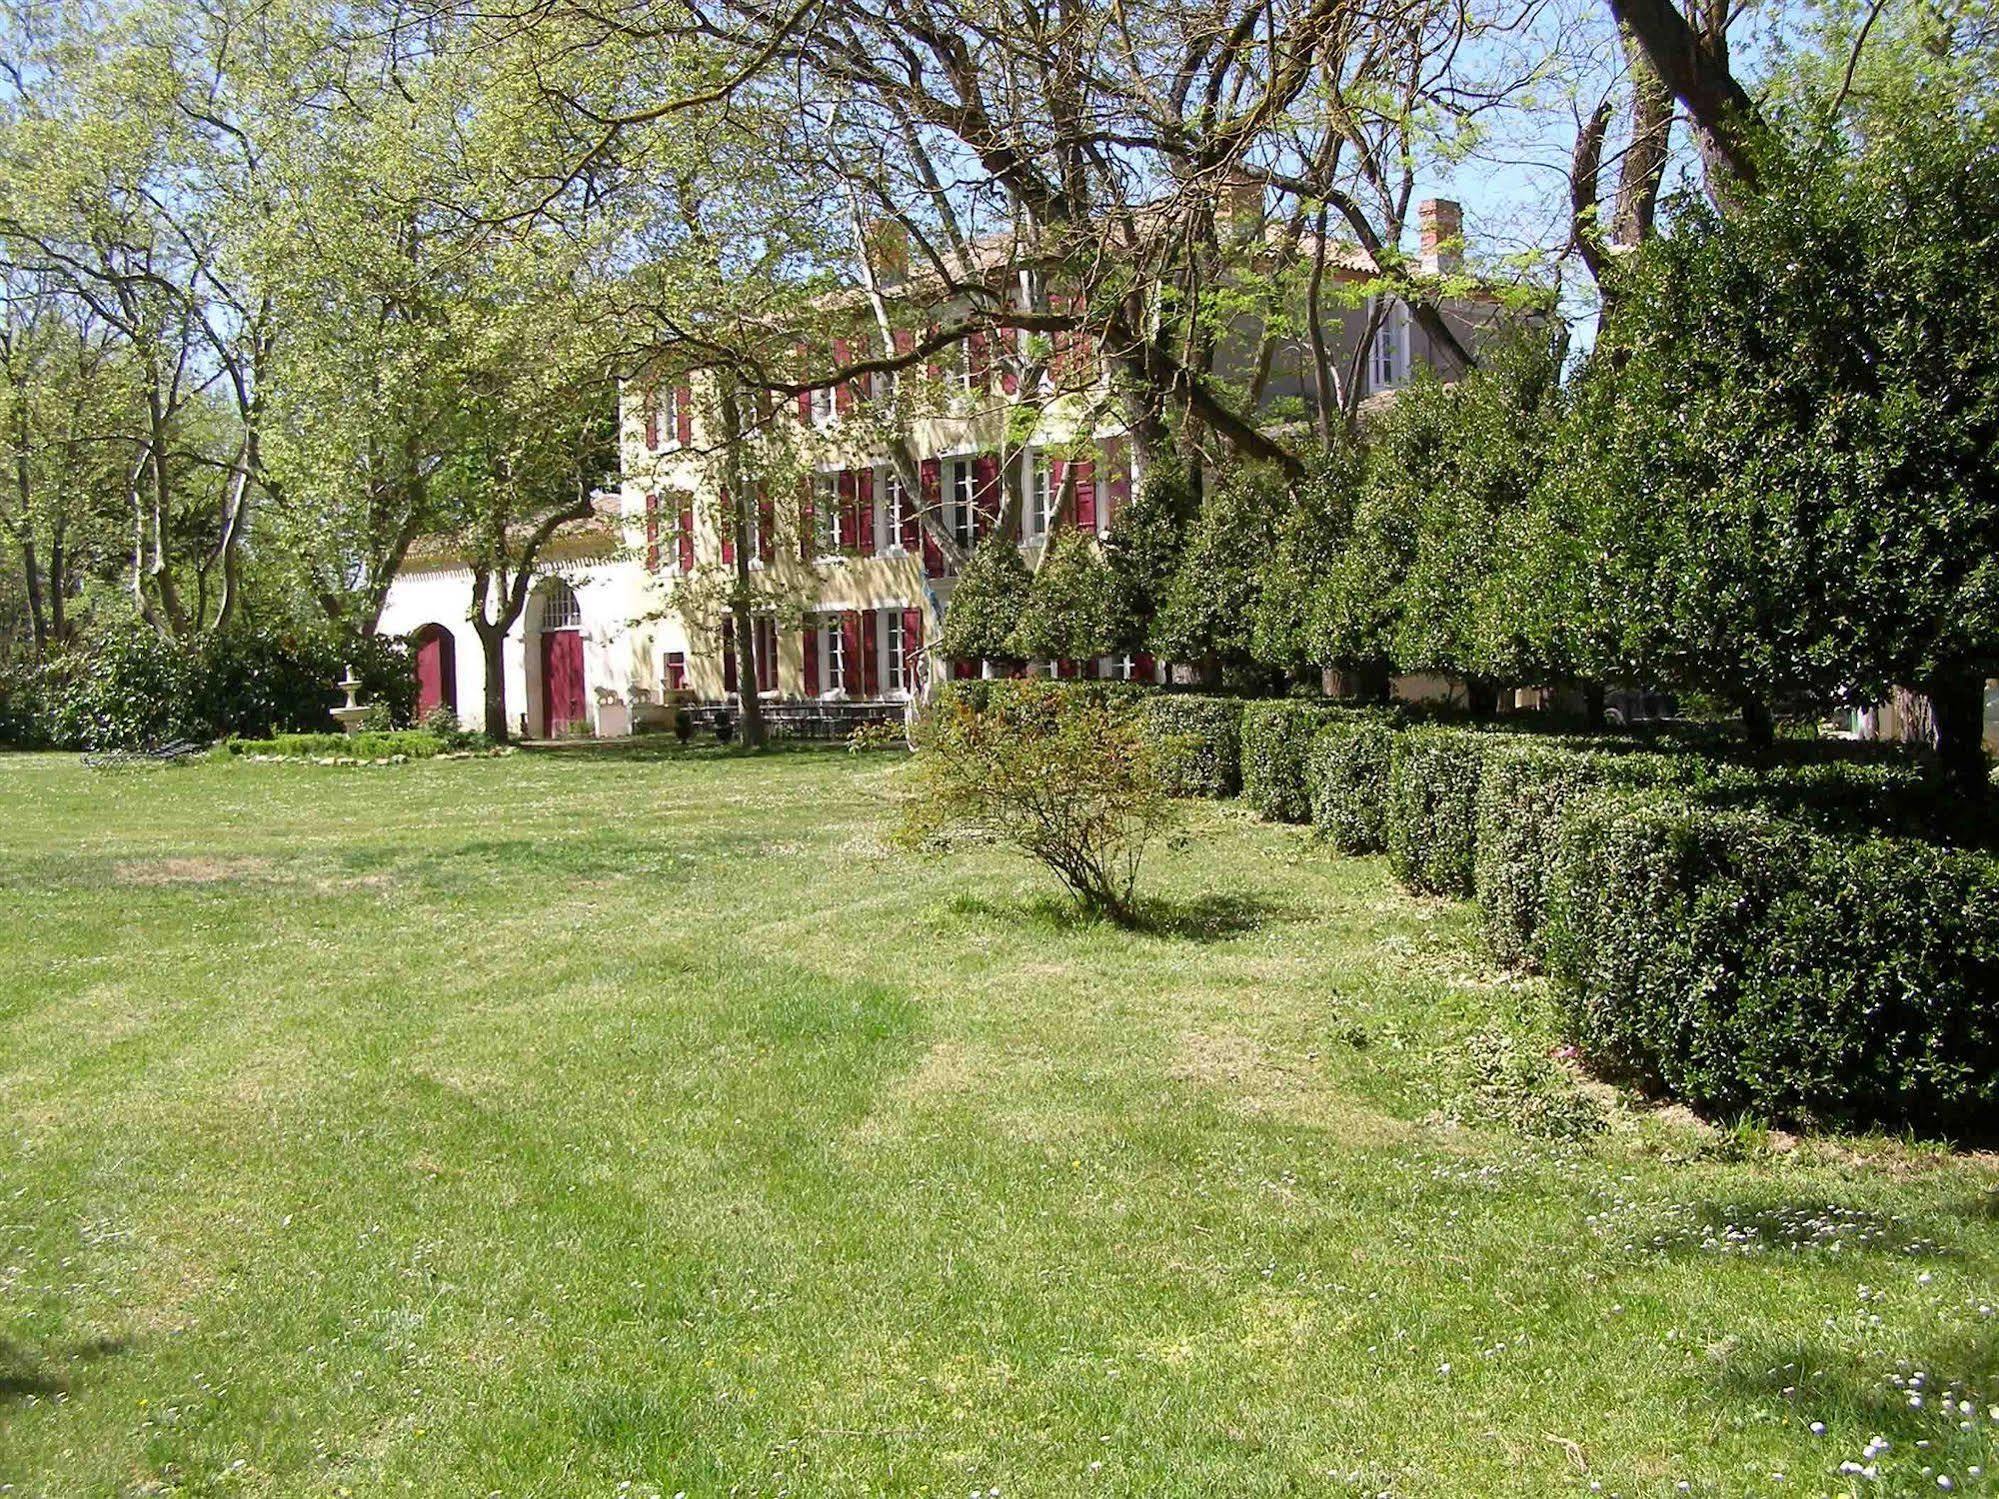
1385 726 1496 896
1141 695 1244 798
1544 795 1999 1137
5 625 416 750
1240 701 1362 823
1306 718 1398 852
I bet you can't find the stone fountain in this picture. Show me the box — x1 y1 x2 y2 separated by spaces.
331 665 370 734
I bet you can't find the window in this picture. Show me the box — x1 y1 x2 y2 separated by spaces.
810 382 836 427
950 459 976 550
541 579 581 631
956 341 977 395
886 611 906 693
882 468 907 550
822 617 846 692
663 651 687 691
1025 451 1051 539
1370 298 1410 391
813 473 840 556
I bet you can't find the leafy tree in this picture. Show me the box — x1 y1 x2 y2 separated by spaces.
1252 445 1364 684
1101 459 1197 656
1010 530 1116 665
1582 96 1999 783
940 539 1033 667
1150 466 1285 682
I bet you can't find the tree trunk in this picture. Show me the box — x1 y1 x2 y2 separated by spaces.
1927 668 1989 798
1737 689 1774 749
474 620 510 744
1583 679 1607 731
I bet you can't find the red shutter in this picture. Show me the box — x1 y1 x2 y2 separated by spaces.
967 330 989 391
644 384 660 449
678 498 695 573
919 458 944 573
837 470 858 551
798 478 814 562
834 337 854 415
856 468 876 556
1102 437 1129 524
644 492 660 571
1073 459 1097 534
1057 657 1078 679
902 607 923 688
722 618 738 694
719 490 734 566
757 618 777 693
859 609 879 697
803 620 820 696
999 326 1020 395
899 475 920 551
1133 651 1155 682
839 612 862 693
757 492 774 564
972 454 1000 539
675 386 693 445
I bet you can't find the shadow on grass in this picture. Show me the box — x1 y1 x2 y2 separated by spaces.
1706 1328 1999 1472
0 1334 127 1402
944 889 1286 943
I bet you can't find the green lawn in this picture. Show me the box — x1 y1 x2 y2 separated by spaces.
2 745 1995 1497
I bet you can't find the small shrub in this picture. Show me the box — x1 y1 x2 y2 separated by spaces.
1306 718 1398 853
1544 795 1999 1137
1385 726 1493 896
1240 701 1361 823
1142 695 1244 798
898 681 1177 923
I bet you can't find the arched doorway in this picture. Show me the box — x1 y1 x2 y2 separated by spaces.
411 624 457 718
537 579 588 737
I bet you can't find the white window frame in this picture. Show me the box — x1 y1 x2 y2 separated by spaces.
810 382 837 428
886 610 907 695
949 458 976 550
1369 297 1410 392
881 467 906 552
659 386 681 447
818 616 847 695
1024 451 1051 540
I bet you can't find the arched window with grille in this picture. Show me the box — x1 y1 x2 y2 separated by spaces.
541 579 582 631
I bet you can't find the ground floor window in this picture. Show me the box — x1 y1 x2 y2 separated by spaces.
663 651 686 691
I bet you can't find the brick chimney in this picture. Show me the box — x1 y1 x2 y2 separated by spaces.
1418 199 1463 276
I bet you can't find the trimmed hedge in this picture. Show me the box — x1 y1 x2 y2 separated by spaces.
231 730 448 760
1142 695 1245 798
1385 726 1495 896
1306 718 1398 853
1241 701 1375 823
1544 795 1999 1136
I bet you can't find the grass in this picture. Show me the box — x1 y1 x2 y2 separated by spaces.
1 742 1995 1497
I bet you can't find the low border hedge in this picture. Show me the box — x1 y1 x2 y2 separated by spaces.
230 730 448 760
1306 718 1398 853
1141 695 1245 798
1544 795 1999 1136
1385 726 1495 896
1241 701 1388 823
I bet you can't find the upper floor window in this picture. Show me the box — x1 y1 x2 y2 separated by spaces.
1024 451 1052 540
882 468 907 550
813 473 840 555
1370 298 1411 392
949 458 977 550
810 382 836 427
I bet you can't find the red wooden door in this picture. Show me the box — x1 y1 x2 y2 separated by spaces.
414 627 455 716
540 627 586 736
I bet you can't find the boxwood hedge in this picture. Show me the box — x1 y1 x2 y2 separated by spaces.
1141 695 1245 798
1544 795 1999 1137
1385 726 1496 897
1306 718 1399 853
1241 702 1389 823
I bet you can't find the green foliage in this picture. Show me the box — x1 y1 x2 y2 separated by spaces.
1150 466 1284 670
939 539 1034 664
1101 458 1198 655
1440 1029 1607 1142
5 625 414 751
1545 798 1999 1136
899 681 1177 922
1306 717 1400 853
1140 694 1245 798
234 730 450 760
1009 530 1116 663
1385 726 1493 896
1239 700 1356 823
1252 446 1363 674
